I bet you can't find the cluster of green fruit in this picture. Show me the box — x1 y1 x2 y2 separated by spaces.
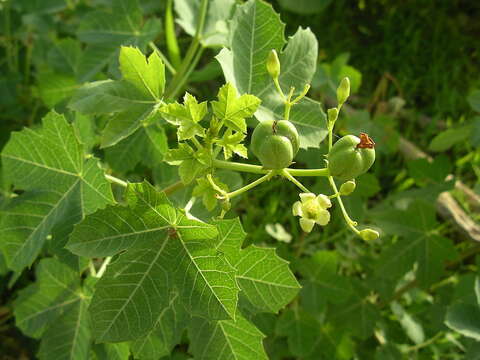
251 119 375 181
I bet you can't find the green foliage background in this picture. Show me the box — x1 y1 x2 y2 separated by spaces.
1 0 480 359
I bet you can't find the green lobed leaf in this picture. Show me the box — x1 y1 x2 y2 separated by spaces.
193 177 228 211
216 131 248 159
13 258 81 338
189 315 268 360
297 251 352 304
37 295 91 360
214 218 300 313
88 237 173 342
67 181 213 257
70 46 164 148
276 308 319 357
328 279 380 340
68 181 238 342
130 291 189 360
164 143 208 184
77 0 161 82
36 72 79 108
374 201 458 286
216 0 328 148
92 343 131 360
211 83 261 133
175 0 236 47
0 111 113 271
105 121 168 173
160 93 208 140
119 46 165 100
47 38 82 76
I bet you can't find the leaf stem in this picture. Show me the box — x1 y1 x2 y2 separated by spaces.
149 41 176 75
162 180 184 195
223 171 275 199
273 77 286 101
191 136 203 150
406 332 443 352
328 176 360 234
285 168 329 177
165 0 182 69
207 174 227 196
213 159 269 174
105 174 128 188
213 159 330 177
281 169 310 193
96 257 112 278
283 87 295 120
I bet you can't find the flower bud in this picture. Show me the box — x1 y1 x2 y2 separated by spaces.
266 49 281 79
337 77 350 105
339 180 356 195
328 108 339 124
359 228 379 241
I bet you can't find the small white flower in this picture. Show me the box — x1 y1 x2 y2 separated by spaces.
292 192 332 233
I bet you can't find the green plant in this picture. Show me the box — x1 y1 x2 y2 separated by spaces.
1 1 479 359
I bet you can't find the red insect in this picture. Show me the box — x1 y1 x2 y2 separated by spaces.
357 133 375 149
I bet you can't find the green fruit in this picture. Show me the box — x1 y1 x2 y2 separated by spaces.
328 134 375 180
251 120 299 169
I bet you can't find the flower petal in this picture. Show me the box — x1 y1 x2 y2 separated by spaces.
292 201 303 217
316 194 332 209
299 193 316 203
315 209 330 226
299 218 315 233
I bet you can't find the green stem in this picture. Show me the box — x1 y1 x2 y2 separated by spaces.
105 173 183 195
165 0 182 69
162 180 184 195
283 87 295 120
328 176 359 234
290 84 310 105
96 257 112 278
191 136 203 150
285 168 329 177
105 174 128 188
406 332 443 353
165 0 208 99
329 103 343 151
224 171 275 199
149 42 176 75
273 77 286 101
328 119 334 151
169 45 205 99
213 159 269 174
207 174 227 196
281 169 310 193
